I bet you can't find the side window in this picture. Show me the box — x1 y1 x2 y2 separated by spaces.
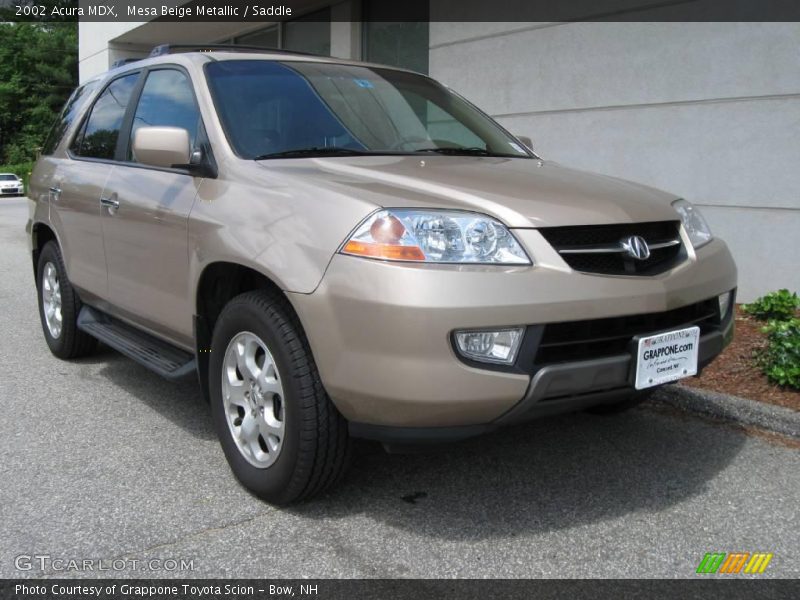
129 69 201 162
41 81 99 155
71 73 139 160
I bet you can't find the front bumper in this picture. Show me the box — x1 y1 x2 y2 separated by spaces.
288 232 737 436
1 187 22 195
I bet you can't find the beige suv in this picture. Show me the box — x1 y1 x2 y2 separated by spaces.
28 46 736 504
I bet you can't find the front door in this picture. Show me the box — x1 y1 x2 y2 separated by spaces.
100 68 205 347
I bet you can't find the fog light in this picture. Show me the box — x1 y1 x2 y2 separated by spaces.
454 328 524 365
718 291 732 319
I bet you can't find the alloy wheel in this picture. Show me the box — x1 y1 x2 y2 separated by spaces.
41 262 63 339
221 331 286 468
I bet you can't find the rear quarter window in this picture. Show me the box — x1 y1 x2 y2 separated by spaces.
71 73 139 160
40 81 99 156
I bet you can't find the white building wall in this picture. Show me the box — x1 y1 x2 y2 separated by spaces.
78 21 147 81
430 22 800 301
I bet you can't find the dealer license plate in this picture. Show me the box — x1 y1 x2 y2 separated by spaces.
634 326 700 390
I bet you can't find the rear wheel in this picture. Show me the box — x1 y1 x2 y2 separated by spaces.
209 290 351 504
36 241 97 359
585 389 655 415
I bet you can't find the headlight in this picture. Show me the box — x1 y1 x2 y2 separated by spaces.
672 199 712 249
341 209 531 264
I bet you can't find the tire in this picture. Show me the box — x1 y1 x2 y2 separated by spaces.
36 241 97 359
209 289 351 505
585 389 655 415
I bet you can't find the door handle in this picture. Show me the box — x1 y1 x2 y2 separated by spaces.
49 187 61 202
100 196 120 214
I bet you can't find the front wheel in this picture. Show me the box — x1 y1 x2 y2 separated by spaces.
209 290 351 505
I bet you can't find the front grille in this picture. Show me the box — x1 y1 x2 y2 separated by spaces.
535 299 719 365
538 221 683 275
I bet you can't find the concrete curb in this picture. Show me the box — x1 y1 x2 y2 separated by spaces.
649 385 800 440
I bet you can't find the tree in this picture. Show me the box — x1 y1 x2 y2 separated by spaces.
0 21 78 163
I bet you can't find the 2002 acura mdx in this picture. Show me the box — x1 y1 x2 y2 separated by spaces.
28 45 736 504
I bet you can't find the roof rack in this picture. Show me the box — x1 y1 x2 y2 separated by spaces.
149 44 317 58
111 58 141 69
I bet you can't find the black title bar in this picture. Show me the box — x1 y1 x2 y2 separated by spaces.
2 579 799 600
3 0 800 22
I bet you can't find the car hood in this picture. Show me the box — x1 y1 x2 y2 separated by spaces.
255 155 682 228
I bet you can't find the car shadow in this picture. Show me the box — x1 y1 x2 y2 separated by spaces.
75 343 214 441
73 346 747 539
290 401 747 540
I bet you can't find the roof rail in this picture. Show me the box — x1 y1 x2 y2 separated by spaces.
111 58 142 69
149 44 317 58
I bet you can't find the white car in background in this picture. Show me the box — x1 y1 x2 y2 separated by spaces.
0 174 24 197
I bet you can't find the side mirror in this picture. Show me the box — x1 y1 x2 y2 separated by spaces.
516 135 534 151
132 126 190 169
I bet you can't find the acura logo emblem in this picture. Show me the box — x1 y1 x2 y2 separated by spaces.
621 235 651 260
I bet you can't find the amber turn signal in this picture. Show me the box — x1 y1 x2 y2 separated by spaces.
342 240 426 261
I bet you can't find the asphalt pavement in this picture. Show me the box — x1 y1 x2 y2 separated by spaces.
1 197 798 579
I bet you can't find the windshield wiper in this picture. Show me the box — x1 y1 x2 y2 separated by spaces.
413 147 494 156
254 147 374 160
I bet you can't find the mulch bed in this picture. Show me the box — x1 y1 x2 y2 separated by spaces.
679 306 799 411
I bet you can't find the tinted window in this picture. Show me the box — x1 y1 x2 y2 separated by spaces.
41 81 99 155
205 60 530 160
129 69 201 162
206 61 356 158
72 73 139 160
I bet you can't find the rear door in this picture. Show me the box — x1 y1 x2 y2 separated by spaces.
50 72 140 302
100 67 205 348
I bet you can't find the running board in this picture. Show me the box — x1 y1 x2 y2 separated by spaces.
77 306 196 381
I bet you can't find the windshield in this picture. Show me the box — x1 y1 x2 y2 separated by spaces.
0 175 19 181
205 60 532 160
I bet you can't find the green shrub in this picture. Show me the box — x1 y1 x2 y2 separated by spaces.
0 162 34 190
742 289 800 321
758 318 800 390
